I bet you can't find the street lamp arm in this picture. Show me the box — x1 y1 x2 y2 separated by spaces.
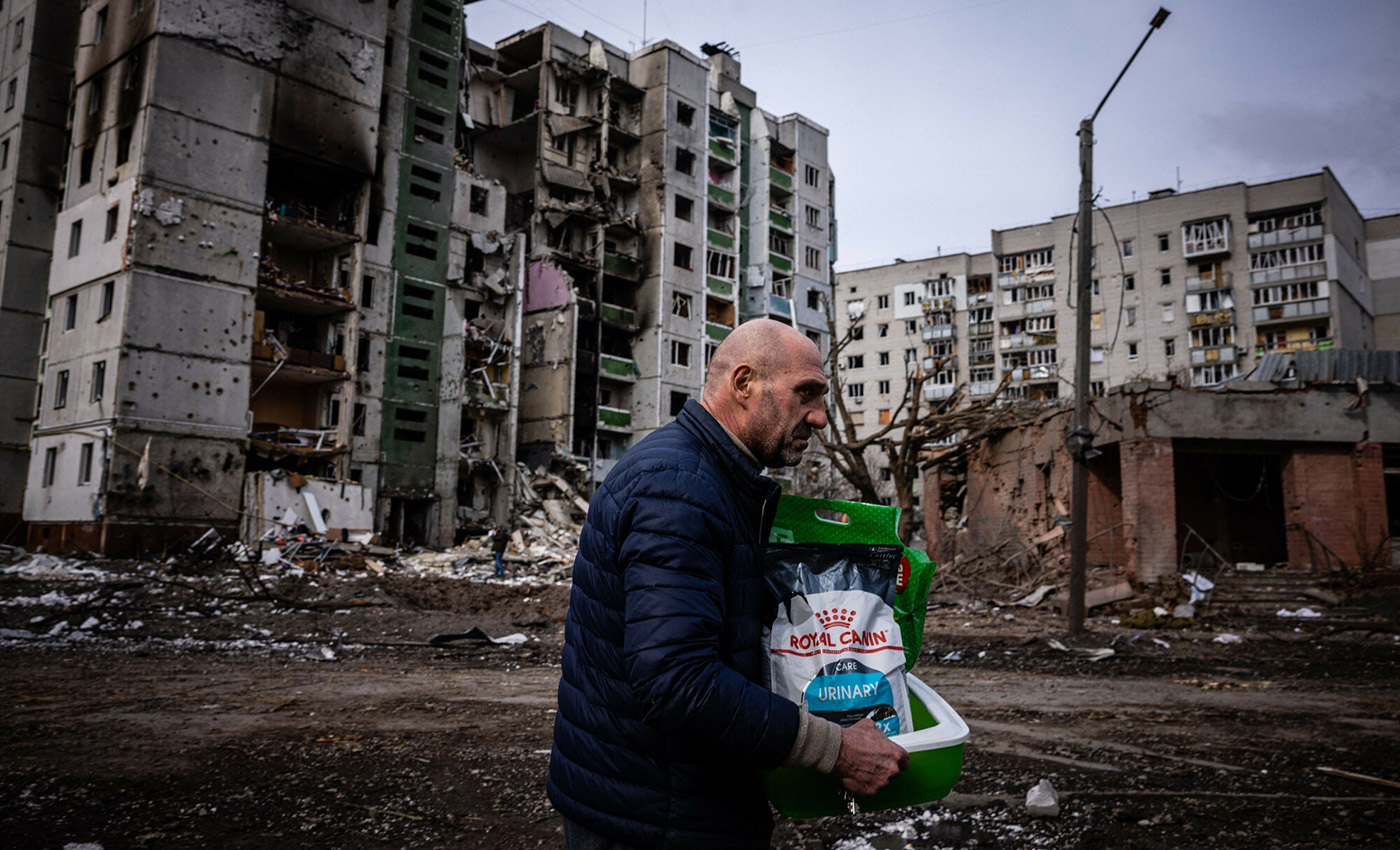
1090 7 1171 123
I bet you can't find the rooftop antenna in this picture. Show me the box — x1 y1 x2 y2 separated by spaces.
1176 165 1182 192
642 0 648 46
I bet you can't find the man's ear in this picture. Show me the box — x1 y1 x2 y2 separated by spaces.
731 363 755 404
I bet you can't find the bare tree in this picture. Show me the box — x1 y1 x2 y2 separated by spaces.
814 293 1035 544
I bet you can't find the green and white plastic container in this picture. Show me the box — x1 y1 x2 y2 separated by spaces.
765 674 969 817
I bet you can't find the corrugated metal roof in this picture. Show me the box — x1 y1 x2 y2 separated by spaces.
1273 349 1400 386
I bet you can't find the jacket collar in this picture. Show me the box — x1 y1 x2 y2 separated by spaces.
675 399 780 505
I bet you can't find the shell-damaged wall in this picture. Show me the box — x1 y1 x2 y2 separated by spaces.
26 1 388 553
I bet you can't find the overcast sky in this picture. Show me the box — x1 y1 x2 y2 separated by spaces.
465 0 1400 271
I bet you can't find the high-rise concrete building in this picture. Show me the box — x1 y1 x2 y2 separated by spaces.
15 6 833 553
836 169 1388 509
462 25 833 483
0 2 78 538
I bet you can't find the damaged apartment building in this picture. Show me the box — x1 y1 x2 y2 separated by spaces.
836 171 1399 577
13 3 836 553
462 24 835 483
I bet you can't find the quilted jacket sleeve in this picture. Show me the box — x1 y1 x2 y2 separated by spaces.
618 467 800 769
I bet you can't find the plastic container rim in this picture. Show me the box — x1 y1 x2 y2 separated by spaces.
891 674 970 752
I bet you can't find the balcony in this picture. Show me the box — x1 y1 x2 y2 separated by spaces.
769 252 793 273
922 383 956 401
1254 337 1333 356
708 138 736 163
1189 345 1237 365
1005 364 1058 383
969 380 998 397
599 353 639 383
600 302 637 328
598 405 632 431
922 325 954 342
707 229 735 250
1188 309 1235 328
1186 270 1233 292
921 296 957 312
922 356 956 372
463 380 509 410
706 276 734 297
997 269 1054 289
769 208 794 231
1247 224 1323 250
707 183 736 207
968 321 995 337
767 293 793 318
705 321 732 342
769 166 794 191
604 251 641 279
1182 219 1231 258
967 291 994 307
1252 298 1331 325
1249 261 1326 286
999 332 1057 351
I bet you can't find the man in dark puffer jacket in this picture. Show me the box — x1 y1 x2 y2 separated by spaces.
548 320 908 848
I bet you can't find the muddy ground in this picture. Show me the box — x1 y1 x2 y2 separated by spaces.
1 551 1397 849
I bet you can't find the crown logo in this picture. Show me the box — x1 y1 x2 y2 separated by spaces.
815 607 855 631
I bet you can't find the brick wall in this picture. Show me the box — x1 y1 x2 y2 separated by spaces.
1282 442 1390 568
1120 438 1177 583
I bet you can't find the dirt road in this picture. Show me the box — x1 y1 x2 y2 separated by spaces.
2 556 1397 848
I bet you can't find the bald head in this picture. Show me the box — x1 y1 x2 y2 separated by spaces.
701 319 829 467
703 319 815 402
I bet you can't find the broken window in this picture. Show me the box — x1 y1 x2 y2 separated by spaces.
1160 269 1171 286
876 295 889 309
878 379 890 394
1164 338 1176 357
54 369 69 408
78 442 93 485
805 246 821 268
706 250 734 279
673 242 692 270
79 146 94 184
903 292 916 306
104 206 118 242
769 231 792 256
674 194 693 221
804 164 820 187
850 325 863 340
64 294 77 330
1157 233 1169 252
416 49 449 89
878 323 888 337
805 205 821 228
1127 342 1139 360
669 391 688 417
0 139 7 170
42 447 56 487
847 383 864 400
998 248 1052 273
352 403 366 437
5 79 15 112
676 101 694 127
1122 238 1134 258
1126 307 1136 326
807 289 820 310
675 147 695 176
94 7 108 43
99 281 113 320
13 18 22 51
360 276 374 307
1090 380 1105 397
672 292 692 319
671 340 691 367
1182 217 1229 256
88 71 102 116
878 351 890 366
905 320 917 334
90 359 105 402
68 220 82 258
846 354 864 369
1124 273 1135 291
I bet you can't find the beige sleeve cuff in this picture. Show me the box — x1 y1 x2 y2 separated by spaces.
781 711 844 773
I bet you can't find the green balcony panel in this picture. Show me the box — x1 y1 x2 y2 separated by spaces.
769 209 793 230
604 253 641 278
768 293 792 317
706 276 734 296
600 353 639 381
707 183 736 206
769 167 794 190
708 138 736 162
707 229 735 250
769 252 793 273
601 303 636 326
705 322 732 342
599 406 632 428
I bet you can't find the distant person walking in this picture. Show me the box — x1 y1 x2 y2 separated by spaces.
489 523 510 579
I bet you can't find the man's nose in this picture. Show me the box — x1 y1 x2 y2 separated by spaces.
807 404 828 430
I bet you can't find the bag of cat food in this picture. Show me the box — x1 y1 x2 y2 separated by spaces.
761 542 912 737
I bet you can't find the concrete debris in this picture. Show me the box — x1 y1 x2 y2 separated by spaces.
1008 584 1057 607
1277 607 1322 618
1024 778 1060 817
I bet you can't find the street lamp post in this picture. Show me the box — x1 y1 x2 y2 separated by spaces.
1067 7 1170 635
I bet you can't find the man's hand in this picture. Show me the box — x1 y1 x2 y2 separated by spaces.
833 718 909 796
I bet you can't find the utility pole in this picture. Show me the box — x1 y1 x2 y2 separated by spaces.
1067 7 1170 635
